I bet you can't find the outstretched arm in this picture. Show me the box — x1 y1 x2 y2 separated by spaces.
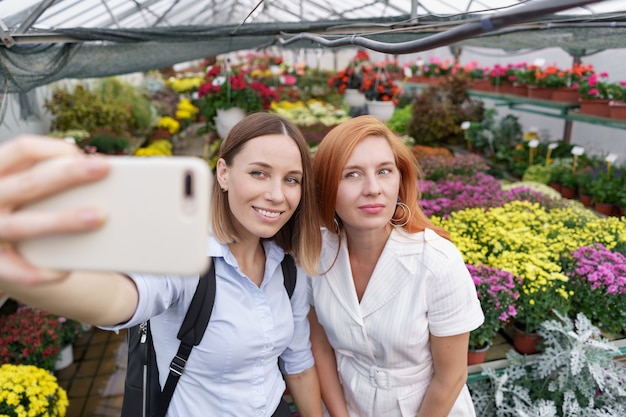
308 307 350 417
0 135 138 326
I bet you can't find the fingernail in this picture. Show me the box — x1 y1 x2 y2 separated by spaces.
38 268 70 281
79 209 106 226
83 158 109 176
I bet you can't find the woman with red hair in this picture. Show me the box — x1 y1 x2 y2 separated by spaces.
308 115 483 417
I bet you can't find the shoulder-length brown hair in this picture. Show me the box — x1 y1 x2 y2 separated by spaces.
211 112 321 274
313 115 449 239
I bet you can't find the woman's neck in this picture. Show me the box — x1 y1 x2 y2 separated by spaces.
345 225 392 260
228 239 266 286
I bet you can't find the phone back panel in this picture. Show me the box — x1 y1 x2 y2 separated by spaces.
17 156 211 276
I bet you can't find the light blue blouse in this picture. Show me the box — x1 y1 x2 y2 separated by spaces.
104 236 313 417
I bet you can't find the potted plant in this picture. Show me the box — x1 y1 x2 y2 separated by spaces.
420 56 454 85
562 244 626 335
328 49 371 106
608 80 626 120
466 264 521 364
512 272 570 354
558 167 578 199
578 72 613 117
197 65 276 137
361 69 400 121
617 185 626 217
0 363 69 416
575 166 595 206
589 171 621 215
0 305 83 371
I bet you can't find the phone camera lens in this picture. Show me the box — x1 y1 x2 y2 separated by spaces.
184 171 193 197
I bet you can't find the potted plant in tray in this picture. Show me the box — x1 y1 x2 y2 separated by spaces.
0 305 84 371
466 264 521 364
589 170 621 215
0 363 69 416
562 244 626 336
578 72 613 117
608 80 626 120
512 271 570 354
575 166 594 207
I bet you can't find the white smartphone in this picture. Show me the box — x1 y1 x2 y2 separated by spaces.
16 156 211 276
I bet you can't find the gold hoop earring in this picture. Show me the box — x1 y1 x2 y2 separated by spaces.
333 217 341 234
390 201 410 227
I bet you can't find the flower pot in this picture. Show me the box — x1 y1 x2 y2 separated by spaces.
365 100 395 122
578 98 611 117
560 186 577 199
470 79 492 92
549 182 562 193
467 344 491 365
594 202 615 216
609 100 626 120
579 193 593 207
344 88 366 107
54 344 74 371
495 83 518 95
214 107 246 139
513 324 543 354
551 87 580 103
527 86 553 100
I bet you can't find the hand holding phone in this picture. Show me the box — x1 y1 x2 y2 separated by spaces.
16 156 211 276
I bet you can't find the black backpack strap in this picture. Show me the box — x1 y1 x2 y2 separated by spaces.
281 254 297 298
154 259 216 417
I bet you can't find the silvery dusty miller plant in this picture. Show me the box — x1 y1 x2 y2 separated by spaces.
468 312 626 417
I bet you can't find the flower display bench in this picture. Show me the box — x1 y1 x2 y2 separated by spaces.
466 88 626 143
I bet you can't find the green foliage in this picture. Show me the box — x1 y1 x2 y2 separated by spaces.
469 312 626 417
590 172 621 204
522 164 552 184
559 169 578 188
385 104 413 135
96 77 155 132
618 185 626 208
83 130 131 154
296 68 342 104
406 74 484 146
44 78 156 135
575 167 594 195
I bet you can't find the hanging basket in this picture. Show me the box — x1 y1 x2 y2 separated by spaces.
365 100 395 122
214 107 246 139
344 88 366 107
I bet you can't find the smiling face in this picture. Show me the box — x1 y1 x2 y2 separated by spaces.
335 135 400 235
216 134 303 242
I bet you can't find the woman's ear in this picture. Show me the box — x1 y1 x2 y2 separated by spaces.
215 158 229 192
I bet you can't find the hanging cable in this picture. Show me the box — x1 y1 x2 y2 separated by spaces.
278 0 606 54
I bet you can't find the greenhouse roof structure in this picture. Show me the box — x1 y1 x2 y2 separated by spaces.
1 0 625 93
